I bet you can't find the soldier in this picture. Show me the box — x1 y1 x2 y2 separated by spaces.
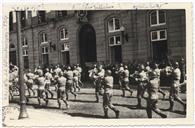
169 62 186 111
102 70 120 118
56 71 69 109
65 66 77 100
118 63 124 89
76 64 83 87
135 64 148 108
25 69 35 97
94 64 105 102
45 68 54 99
153 63 166 99
145 61 151 72
121 65 133 97
146 71 167 118
35 71 48 106
54 65 62 76
73 65 80 92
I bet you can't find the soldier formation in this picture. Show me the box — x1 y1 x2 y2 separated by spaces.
9 58 186 118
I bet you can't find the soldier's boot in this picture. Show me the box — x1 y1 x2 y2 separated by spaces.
121 89 125 97
137 98 142 108
129 90 133 96
44 99 48 106
58 100 61 109
38 98 41 106
146 108 152 118
32 89 36 96
115 110 120 118
66 92 69 100
26 96 29 103
175 96 186 110
104 108 109 118
95 92 99 102
154 108 167 118
169 99 174 111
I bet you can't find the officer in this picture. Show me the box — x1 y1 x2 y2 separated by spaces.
135 64 148 108
57 71 69 109
65 66 77 100
73 65 80 92
169 62 186 111
35 71 48 106
102 70 120 118
45 68 54 99
121 65 133 97
146 71 167 118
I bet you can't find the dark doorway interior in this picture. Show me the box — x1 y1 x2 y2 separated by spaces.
152 40 168 62
9 51 17 65
111 45 122 64
79 24 97 65
62 51 70 65
42 54 49 68
23 56 29 69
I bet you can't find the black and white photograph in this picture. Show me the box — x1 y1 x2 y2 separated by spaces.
1 2 194 127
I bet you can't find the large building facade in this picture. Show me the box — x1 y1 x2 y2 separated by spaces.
9 10 186 69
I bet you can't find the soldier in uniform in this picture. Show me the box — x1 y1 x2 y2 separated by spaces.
102 70 120 118
76 64 83 87
73 65 81 92
25 69 35 97
94 64 105 102
35 71 48 106
65 66 77 100
135 64 148 108
146 71 167 118
169 62 186 111
44 68 54 99
56 71 69 109
121 65 133 97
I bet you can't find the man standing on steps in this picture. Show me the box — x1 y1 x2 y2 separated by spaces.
102 70 120 118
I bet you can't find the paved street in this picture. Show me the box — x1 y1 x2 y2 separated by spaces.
9 85 186 119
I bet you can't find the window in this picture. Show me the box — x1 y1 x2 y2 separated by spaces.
42 47 49 54
151 29 167 41
150 10 166 26
109 35 121 46
57 11 67 17
27 11 32 19
9 12 13 31
61 44 69 52
23 49 28 56
40 33 48 44
21 11 26 27
22 37 28 47
108 18 120 33
60 28 68 40
38 11 46 23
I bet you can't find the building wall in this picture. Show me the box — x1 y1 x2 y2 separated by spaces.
9 10 186 69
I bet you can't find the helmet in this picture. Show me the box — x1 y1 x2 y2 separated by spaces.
67 66 71 70
140 64 145 70
106 70 112 76
174 62 179 68
58 71 63 76
149 71 158 79
124 65 128 69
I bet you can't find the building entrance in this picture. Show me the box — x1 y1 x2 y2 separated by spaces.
79 24 97 66
9 51 17 65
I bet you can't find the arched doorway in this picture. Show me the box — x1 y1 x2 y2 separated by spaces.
9 44 17 65
79 24 97 66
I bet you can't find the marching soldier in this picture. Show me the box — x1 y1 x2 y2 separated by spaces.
45 68 54 99
25 69 35 97
146 71 167 118
121 65 133 97
169 62 186 111
73 65 81 92
56 71 69 109
35 71 48 106
94 64 105 102
76 64 83 87
135 64 148 108
65 66 77 100
102 70 120 118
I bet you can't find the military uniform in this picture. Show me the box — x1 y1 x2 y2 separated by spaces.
45 71 54 98
146 71 167 118
26 71 35 96
35 75 48 106
57 73 69 109
65 69 77 100
102 70 119 118
73 68 80 92
169 66 186 111
121 67 133 97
